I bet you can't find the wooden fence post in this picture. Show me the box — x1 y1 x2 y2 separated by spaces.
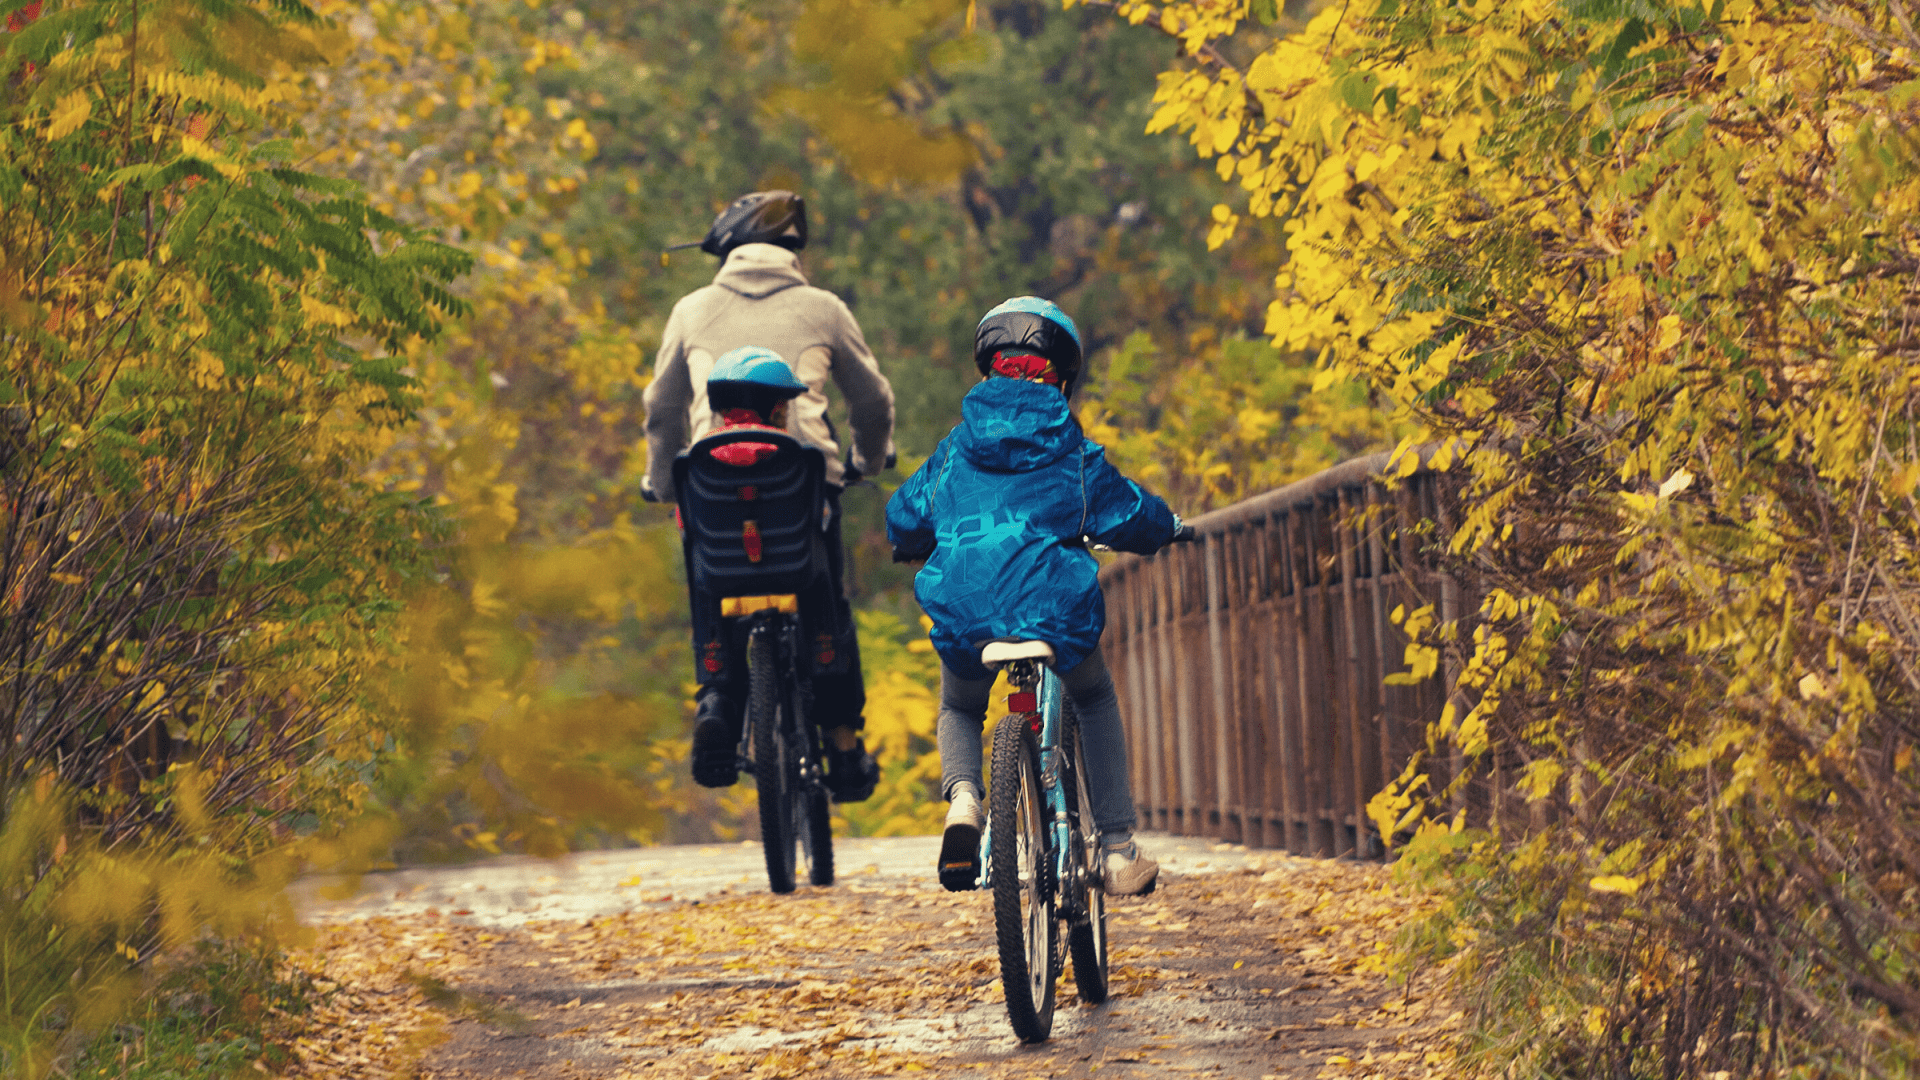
1204 531 1234 839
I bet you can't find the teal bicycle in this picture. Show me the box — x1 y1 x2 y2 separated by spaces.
976 523 1192 1042
978 639 1111 1043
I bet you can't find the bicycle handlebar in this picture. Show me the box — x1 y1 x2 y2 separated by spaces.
897 519 1195 562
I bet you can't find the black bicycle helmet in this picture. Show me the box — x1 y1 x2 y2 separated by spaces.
974 297 1084 398
695 190 807 260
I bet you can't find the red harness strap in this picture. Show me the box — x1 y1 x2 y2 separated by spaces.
708 410 784 466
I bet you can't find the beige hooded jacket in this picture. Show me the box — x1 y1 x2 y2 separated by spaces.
642 243 895 500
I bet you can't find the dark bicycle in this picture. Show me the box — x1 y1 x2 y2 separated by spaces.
675 427 836 893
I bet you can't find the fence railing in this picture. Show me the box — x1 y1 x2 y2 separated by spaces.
1098 451 1460 858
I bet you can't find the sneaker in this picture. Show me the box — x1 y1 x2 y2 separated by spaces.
1102 839 1159 897
689 692 739 788
938 787 984 892
826 742 880 803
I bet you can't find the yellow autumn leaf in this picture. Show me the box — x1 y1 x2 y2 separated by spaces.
1653 314 1684 353
1589 875 1642 894
46 91 93 141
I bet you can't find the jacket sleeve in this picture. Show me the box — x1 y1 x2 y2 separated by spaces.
641 303 694 501
823 295 896 475
1080 442 1178 555
885 438 948 557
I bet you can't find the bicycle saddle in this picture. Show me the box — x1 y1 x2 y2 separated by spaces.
980 640 1055 669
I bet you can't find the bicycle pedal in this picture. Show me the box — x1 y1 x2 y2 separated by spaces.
938 823 982 892
938 861 979 892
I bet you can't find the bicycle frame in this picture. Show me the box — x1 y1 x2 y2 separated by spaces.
979 660 1094 922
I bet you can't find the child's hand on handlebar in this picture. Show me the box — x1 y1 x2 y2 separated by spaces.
1167 514 1197 545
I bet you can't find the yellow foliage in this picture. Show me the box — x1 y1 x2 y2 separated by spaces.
1100 0 1920 1069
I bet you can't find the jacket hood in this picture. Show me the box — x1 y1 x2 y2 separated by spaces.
714 243 808 299
956 378 1080 472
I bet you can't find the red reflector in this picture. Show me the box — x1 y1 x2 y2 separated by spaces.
1008 691 1036 713
673 506 683 531
742 520 762 563
738 485 757 501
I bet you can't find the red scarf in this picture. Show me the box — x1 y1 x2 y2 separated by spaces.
719 408 773 428
990 352 1060 386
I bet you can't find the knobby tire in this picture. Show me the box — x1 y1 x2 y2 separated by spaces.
991 714 1056 1042
1063 701 1109 1004
751 630 796 894
793 680 834 887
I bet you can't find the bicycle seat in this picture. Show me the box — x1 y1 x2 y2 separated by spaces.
980 640 1055 669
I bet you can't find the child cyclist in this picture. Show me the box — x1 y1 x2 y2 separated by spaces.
885 297 1186 897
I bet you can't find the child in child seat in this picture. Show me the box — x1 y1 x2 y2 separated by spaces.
885 297 1184 896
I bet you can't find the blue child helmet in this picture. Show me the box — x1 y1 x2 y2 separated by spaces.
975 297 1084 397
707 346 808 414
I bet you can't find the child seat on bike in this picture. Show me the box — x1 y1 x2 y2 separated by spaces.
673 427 829 600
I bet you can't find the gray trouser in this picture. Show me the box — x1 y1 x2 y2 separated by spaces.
937 648 1138 836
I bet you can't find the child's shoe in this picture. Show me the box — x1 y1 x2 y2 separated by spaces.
938 785 984 891
1102 837 1159 897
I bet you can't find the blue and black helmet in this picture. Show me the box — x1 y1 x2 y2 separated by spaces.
707 346 807 416
975 297 1084 398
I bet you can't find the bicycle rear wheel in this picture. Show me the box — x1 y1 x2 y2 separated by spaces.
1063 702 1109 1004
991 713 1057 1042
751 629 797 894
792 683 835 887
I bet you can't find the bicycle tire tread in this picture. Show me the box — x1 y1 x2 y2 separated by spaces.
991 716 1054 1043
752 631 796 894
1063 702 1109 1004
805 785 834 886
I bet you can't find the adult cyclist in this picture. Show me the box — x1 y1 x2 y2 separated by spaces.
641 191 894 803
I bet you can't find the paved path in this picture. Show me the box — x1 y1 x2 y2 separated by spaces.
297 834 1273 927
290 835 1454 1079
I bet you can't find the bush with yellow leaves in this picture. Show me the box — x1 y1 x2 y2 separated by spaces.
1096 0 1920 1072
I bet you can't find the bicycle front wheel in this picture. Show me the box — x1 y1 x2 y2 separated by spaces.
750 629 797 894
991 713 1057 1042
1064 701 1109 1004
792 682 835 887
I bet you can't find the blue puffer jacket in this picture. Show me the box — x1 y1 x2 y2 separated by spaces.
886 378 1177 680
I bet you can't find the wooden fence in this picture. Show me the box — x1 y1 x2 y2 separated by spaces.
1098 451 1461 858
